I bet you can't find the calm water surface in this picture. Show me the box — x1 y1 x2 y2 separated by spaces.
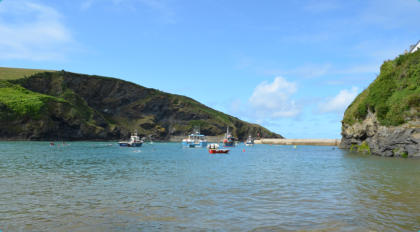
0 142 419 231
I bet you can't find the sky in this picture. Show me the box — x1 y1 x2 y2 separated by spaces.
0 0 419 138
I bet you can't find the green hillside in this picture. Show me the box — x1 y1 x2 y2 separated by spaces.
343 50 420 126
0 69 282 140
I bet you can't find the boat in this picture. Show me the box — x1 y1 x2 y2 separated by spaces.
182 127 208 148
245 135 254 146
207 143 229 154
223 127 235 147
118 131 143 147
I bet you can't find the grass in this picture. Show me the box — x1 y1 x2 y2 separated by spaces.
0 81 64 118
343 50 420 126
0 67 53 80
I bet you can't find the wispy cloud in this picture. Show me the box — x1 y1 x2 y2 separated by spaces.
356 0 420 29
80 0 176 23
81 0 95 10
303 0 341 13
0 0 74 61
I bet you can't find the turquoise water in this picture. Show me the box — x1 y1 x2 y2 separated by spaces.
0 142 419 231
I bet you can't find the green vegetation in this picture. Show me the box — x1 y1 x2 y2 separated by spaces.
343 50 420 126
0 81 63 118
393 148 409 158
357 141 371 154
350 142 371 154
170 94 233 125
0 67 52 80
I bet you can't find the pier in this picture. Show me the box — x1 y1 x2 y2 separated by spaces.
254 138 341 146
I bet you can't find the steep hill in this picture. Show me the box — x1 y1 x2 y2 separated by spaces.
341 50 420 157
0 69 282 141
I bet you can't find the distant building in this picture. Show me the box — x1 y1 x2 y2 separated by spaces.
409 40 420 53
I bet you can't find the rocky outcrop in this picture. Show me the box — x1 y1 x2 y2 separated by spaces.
340 49 420 157
340 111 420 157
0 71 282 141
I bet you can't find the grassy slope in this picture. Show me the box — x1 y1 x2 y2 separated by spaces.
0 81 65 119
343 50 420 126
0 67 52 80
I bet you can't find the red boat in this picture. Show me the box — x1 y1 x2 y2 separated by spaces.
208 149 230 154
207 143 230 154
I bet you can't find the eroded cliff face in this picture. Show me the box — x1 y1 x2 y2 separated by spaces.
340 111 420 157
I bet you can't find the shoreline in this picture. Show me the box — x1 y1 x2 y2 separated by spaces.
254 138 341 146
0 137 341 146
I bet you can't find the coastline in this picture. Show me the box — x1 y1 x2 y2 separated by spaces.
0 137 341 146
255 138 341 146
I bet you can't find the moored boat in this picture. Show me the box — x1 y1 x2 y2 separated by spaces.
223 127 235 147
245 135 254 146
207 143 230 154
118 131 143 147
182 128 208 148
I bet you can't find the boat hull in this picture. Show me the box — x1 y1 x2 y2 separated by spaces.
208 149 230 154
119 142 142 147
182 141 208 148
223 138 235 147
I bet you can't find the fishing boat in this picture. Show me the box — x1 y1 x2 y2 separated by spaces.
207 143 229 154
245 135 254 146
118 131 143 147
223 127 235 147
182 128 208 148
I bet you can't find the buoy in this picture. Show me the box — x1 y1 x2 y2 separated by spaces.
243 149 245 152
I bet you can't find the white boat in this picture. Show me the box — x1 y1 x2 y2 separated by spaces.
245 135 254 146
118 131 143 147
182 128 208 148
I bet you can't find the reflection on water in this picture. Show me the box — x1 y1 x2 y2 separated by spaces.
0 142 419 231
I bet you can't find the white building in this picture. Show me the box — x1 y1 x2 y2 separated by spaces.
409 40 420 53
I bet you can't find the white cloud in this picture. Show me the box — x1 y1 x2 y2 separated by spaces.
303 0 340 13
0 0 73 60
318 87 359 113
80 0 175 23
249 77 300 118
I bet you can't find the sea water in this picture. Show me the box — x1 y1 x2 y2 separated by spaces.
0 142 419 231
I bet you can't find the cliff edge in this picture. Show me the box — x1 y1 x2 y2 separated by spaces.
340 50 420 157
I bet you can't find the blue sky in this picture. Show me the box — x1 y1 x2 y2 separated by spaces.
1 0 419 138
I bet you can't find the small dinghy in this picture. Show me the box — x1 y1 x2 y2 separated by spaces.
207 143 230 154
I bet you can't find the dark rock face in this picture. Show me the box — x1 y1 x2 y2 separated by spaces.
340 112 420 157
1 71 282 141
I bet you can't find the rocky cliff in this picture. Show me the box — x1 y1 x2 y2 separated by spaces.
0 70 282 141
340 50 420 157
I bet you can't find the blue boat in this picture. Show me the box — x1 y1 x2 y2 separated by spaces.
118 131 143 147
223 127 235 147
182 128 208 148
